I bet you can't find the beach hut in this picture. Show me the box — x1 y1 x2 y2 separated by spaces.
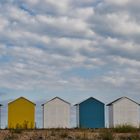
0 104 2 129
42 97 71 128
107 97 140 128
75 97 105 128
8 97 36 129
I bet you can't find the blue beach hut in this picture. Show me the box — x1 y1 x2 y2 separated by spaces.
75 97 105 128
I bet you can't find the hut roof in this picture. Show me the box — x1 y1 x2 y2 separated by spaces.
75 97 104 106
8 97 36 106
42 97 70 106
107 97 140 106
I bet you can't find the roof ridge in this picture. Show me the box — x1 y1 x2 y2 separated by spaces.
75 97 104 106
8 97 36 106
107 96 140 106
42 97 70 106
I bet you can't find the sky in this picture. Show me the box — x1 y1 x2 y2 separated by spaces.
0 0 140 128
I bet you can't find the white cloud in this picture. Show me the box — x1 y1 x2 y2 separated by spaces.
106 12 140 35
0 17 9 31
112 56 140 67
0 0 139 99
106 0 130 6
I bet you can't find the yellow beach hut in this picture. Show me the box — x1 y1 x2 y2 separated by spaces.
8 97 36 129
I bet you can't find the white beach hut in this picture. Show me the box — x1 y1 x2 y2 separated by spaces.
107 97 140 128
42 97 71 128
0 104 2 129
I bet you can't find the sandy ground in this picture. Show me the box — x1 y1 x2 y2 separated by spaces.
0 129 140 140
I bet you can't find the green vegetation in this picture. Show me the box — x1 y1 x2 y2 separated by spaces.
112 125 138 133
131 134 140 140
119 134 140 140
11 128 22 134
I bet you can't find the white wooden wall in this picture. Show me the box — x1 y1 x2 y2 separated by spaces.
43 98 70 128
76 105 79 128
109 98 140 128
108 105 114 128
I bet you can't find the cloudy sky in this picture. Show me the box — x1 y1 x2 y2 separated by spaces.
0 0 140 128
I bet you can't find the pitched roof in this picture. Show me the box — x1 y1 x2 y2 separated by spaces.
107 97 140 106
8 97 36 106
75 97 104 106
42 97 70 106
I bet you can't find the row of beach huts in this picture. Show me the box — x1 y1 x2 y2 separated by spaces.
0 96 139 129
